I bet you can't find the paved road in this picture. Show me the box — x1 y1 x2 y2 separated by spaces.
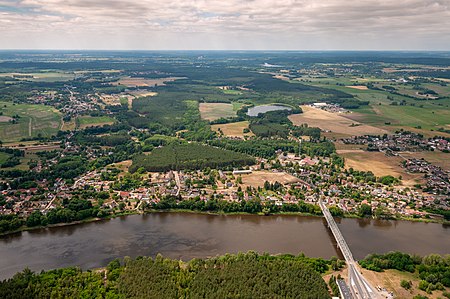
319 200 380 299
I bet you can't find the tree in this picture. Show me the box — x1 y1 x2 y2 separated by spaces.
400 279 412 290
358 204 372 217
26 211 43 227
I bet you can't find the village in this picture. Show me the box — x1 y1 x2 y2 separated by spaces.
341 131 450 153
1 145 448 223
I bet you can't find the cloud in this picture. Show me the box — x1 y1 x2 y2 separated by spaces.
0 0 449 49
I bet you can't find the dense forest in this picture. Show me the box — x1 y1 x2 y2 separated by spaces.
209 138 335 159
130 143 255 173
0 252 331 299
209 139 299 159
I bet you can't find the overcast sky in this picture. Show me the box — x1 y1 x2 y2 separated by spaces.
0 0 449 50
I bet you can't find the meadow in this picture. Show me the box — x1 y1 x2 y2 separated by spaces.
211 121 254 138
301 77 450 134
77 115 115 129
0 101 61 142
199 103 236 121
0 152 10 164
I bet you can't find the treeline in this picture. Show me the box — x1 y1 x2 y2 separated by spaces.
0 198 112 235
0 252 332 299
149 196 323 216
249 110 291 138
210 139 298 159
360 252 450 294
0 147 24 168
130 143 255 173
291 124 321 140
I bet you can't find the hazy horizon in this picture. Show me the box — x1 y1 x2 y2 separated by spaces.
0 0 449 51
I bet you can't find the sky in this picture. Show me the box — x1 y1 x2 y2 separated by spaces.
0 0 449 50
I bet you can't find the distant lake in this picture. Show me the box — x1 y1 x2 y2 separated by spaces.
247 105 292 117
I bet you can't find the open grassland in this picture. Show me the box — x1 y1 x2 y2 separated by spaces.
211 121 254 138
0 102 61 142
0 152 40 171
301 78 450 133
357 104 450 131
60 118 76 131
362 268 448 299
289 106 388 137
113 76 185 87
77 115 115 129
0 152 10 164
338 150 423 186
422 82 450 97
240 170 300 188
199 103 236 121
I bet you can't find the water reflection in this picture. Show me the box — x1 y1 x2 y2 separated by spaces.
0 213 448 281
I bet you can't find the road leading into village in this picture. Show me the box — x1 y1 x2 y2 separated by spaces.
319 200 381 299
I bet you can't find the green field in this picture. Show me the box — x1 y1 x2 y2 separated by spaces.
77 115 115 128
0 152 11 164
0 102 61 142
303 79 450 133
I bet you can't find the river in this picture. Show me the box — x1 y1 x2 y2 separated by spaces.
0 213 448 280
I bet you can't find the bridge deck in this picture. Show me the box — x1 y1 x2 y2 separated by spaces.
319 200 380 299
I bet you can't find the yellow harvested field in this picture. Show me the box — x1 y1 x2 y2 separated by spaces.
240 171 300 188
211 121 254 138
288 106 388 136
129 91 158 97
346 85 368 90
113 77 185 87
338 150 423 186
111 160 132 174
199 103 236 121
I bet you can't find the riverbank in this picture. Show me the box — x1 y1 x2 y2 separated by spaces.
1 208 448 238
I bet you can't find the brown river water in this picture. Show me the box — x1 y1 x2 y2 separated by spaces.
0 213 448 280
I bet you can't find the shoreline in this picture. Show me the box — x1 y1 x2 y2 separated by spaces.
1 209 448 238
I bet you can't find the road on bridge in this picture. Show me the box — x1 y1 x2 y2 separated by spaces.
319 200 381 299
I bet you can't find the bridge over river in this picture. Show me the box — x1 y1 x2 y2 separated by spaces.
319 200 382 299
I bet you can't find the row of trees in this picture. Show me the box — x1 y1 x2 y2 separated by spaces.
149 196 323 216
